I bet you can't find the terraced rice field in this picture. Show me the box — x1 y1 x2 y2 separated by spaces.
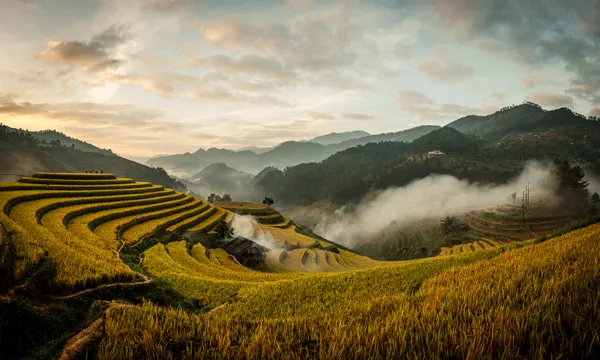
2 173 599 360
467 209 571 240
100 223 600 359
0 172 349 292
439 238 512 256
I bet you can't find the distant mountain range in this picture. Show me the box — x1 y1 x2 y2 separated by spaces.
147 126 439 175
308 130 371 145
252 103 600 207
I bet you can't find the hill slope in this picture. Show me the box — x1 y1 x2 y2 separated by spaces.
0 125 185 190
0 172 598 359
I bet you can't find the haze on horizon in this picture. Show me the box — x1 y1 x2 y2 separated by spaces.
0 0 599 159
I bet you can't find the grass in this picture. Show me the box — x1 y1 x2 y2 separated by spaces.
99 225 600 359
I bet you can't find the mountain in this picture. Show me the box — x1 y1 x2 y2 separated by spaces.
236 146 273 154
447 102 590 139
147 126 441 176
328 125 441 152
252 127 511 206
309 130 370 146
0 125 185 190
29 129 115 156
186 162 253 196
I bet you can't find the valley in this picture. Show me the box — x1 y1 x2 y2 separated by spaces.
1 103 600 359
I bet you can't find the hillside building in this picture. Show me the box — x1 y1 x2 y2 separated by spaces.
222 236 270 268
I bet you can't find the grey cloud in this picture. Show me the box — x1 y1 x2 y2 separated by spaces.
39 25 130 72
429 0 600 104
343 113 374 120
589 107 600 117
526 92 575 108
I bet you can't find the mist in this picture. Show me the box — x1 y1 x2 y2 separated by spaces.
230 214 274 250
316 161 557 247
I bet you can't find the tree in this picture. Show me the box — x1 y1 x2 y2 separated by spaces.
213 219 234 240
262 197 274 207
552 159 590 214
222 194 232 202
441 215 458 234
215 195 223 202
592 192 600 204
207 193 216 203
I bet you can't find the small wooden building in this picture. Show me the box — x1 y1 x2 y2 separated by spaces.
222 236 270 268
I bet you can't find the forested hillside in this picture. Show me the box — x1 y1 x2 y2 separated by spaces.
0 125 185 191
253 127 516 205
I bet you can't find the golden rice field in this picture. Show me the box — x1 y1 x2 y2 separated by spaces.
0 172 340 291
1 173 598 359
439 238 512 256
100 223 600 359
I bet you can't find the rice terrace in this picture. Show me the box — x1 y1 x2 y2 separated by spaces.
0 171 598 359
3 0 600 358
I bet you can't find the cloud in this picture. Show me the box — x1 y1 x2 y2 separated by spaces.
190 120 316 147
200 15 359 72
589 107 600 117
10 0 40 11
317 162 555 247
395 90 435 109
396 90 487 122
0 92 163 126
286 0 314 8
429 0 600 104
522 73 563 89
104 72 290 106
522 74 542 88
145 0 186 11
418 46 475 82
39 25 130 73
343 113 374 121
526 92 574 108
309 111 335 120
189 54 295 80
486 92 508 104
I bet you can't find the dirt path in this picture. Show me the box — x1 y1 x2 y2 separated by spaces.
52 272 151 300
53 234 152 300
58 302 133 360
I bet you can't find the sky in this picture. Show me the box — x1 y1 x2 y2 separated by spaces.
0 0 599 159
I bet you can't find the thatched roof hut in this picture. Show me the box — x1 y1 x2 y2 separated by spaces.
222 236 270 268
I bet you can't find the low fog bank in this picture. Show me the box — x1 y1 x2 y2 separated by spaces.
316 161 557 248
230 215 274 250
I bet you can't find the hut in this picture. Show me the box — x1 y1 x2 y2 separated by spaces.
222 236 270 268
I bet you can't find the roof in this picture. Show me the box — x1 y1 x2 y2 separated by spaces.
222 236 270 256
